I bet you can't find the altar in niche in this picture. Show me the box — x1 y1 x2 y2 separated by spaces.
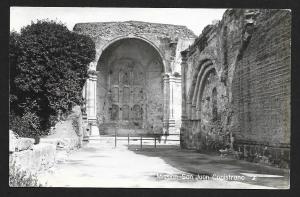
96 38 166 135
108 59 146 129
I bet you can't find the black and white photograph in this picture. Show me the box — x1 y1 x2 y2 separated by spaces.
8 7 291 189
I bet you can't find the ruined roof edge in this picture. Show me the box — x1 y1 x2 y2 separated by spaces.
182 9 231 55
73 20 197 38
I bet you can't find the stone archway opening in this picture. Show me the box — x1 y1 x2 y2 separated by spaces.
96 38 165 136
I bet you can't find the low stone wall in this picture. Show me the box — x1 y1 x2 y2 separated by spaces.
10 143 56 173
9 106 86 180
9 128 83 174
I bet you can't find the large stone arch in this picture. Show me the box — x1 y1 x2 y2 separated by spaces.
75 21 197 136
92 37 173 135
97 35 167 72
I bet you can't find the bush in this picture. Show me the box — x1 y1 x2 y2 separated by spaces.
9 112 43 138
9 159 43 187
9 20 95 136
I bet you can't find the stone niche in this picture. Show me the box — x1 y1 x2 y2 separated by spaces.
97 38 164 135
181 9 291 168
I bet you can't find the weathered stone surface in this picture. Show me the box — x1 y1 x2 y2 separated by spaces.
74 21 196 40
231 10 291 146
181 9 291 167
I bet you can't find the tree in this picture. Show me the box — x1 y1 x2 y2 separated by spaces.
9 20 95 136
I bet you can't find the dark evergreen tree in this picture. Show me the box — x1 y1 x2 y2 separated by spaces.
9 20 95 137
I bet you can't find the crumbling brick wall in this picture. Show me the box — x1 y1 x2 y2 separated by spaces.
231 10 291 167
181 9 291 168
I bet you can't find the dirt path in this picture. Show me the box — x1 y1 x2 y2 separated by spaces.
37 138 283 188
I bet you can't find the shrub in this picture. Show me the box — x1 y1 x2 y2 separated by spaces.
9 159 43 187
9 112 43 138
9 20 95 136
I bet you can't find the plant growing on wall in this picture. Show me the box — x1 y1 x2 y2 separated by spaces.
9 20 96 137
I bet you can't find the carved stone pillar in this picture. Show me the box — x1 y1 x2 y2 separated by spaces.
163 73 170 131
163 72 182 134
169 75 181 133
168 75 176 131
181 50 188 121
180 50 189 145
86 71 99 136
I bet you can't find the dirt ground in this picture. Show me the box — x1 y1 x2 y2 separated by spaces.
37 137 289 189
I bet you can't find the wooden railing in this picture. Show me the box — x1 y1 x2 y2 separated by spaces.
99 132 181 149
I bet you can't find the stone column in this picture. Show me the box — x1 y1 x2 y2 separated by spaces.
180 50 189 146
168 75 181 134
163 73 170 132
163 72 182 134
168 75 176 131
86 71 99 136
181 50 188 121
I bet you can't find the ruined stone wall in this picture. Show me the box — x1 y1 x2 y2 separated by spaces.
231 10 291 167
181 9 246 150
73 21 196 73
181 9 291 167
74 21 196 133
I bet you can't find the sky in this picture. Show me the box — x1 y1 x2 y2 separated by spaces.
10 7 226 36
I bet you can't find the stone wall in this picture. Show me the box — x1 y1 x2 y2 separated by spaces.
10 135 82 174
181 9 291 168
74 21 196 72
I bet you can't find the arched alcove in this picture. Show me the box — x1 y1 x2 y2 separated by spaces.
187 59 217 120
96 38 165 134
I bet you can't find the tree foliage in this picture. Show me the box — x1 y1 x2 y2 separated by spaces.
9 20 95 136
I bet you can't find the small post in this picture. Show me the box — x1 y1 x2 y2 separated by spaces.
128 133 130 147
140 136 142 149
154 137 156 148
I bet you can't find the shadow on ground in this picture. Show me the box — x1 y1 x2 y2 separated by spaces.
129 145 290 189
